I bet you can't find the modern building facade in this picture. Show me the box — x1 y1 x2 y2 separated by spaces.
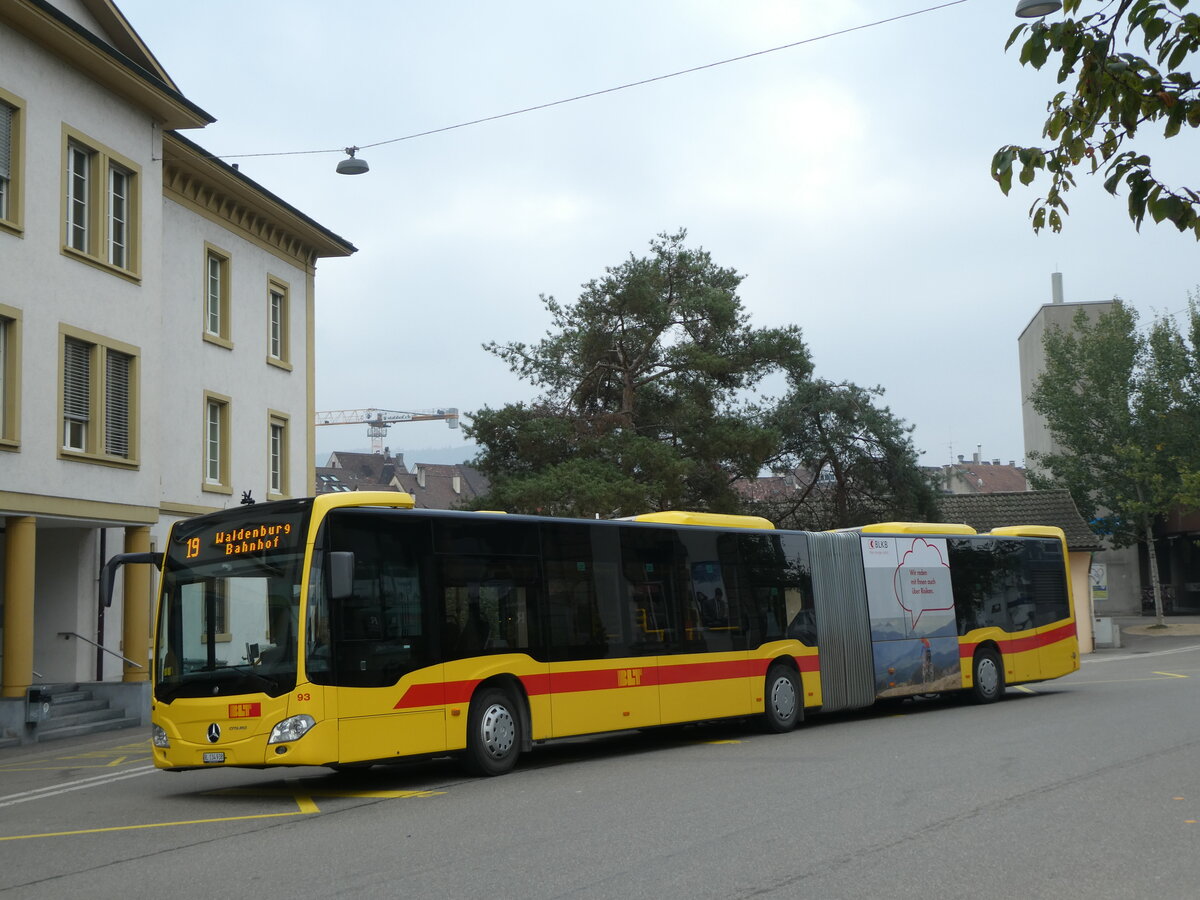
1016 275 1141 614
0 0 354 741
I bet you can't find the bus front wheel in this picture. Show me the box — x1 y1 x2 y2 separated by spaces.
970 648 1005 704
462 688 522 776
763 665 802 733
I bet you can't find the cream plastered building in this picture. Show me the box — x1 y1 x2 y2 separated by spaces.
0 0 354 740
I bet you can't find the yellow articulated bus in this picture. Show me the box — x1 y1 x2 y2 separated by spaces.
103 492 1079 776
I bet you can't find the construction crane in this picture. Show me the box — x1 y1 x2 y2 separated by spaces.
315 408 459 455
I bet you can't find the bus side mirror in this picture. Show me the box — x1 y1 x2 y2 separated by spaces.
100 551 163 607
329 551 355 600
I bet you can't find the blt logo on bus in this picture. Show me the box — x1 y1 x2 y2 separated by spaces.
617 668 643 687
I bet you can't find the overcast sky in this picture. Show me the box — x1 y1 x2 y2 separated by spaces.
119 0 1199 468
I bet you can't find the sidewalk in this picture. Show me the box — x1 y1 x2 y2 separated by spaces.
0 719 149 766
1095 614 1200 654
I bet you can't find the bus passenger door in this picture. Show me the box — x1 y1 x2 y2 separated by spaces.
545 564 660 735
542 523 660 737
658 559 750 724
320 510 448 762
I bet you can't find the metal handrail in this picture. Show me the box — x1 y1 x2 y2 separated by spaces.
57 632 144 668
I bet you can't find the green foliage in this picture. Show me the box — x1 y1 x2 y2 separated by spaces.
1028 297 1200 621
993 0 1200 237
753 379 941 531
467 231 936 528
467 231 808 517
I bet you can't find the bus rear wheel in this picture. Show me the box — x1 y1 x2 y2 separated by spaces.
970 648 1004 704
763 665 802 733
462 688 521 776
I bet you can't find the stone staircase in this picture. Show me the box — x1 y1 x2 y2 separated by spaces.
32 683 142 743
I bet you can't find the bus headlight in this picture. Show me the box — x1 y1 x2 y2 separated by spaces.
268 714 316 744
152 724 170 748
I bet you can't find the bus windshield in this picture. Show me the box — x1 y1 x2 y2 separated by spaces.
155 501 312 702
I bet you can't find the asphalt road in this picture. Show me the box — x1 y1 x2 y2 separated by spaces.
2 633 1199 899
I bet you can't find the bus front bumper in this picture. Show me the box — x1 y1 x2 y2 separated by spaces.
151 718 336 770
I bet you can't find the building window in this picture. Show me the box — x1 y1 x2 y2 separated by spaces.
60 327 138 464
66 142 90 252
267 278 290 368
108 165 130 268
63 337 90 451
0 304 21 447
61 127 139 276
268 413 289 497
0 90 25 232
204 393 231 492
204 244 232 347
104 349 132 457
0 103 11 222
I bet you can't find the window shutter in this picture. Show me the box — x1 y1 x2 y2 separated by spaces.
0 103 11 181
105 350 131 457
63 338 91 423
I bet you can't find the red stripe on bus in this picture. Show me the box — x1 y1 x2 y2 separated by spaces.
959 621 1077 659
659 659 761 685
393 652 821 708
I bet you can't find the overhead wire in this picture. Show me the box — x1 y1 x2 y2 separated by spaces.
213 0 970 162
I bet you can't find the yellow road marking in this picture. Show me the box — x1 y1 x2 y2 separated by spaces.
0 779 444 843
1061 675 1192 686
703 740 742 745
1 742 152 773
212 787 447 800
0 810 308 842
1014 686 1037 695
290 792 319 814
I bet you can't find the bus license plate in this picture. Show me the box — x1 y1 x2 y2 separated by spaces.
202 752 225 764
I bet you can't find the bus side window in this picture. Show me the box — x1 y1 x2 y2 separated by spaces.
541 522 611 661
740 533 815 647
618 526 681 655
950 538 1040 634
439 556 539 660
1029 541 1071 625
320 511 434 687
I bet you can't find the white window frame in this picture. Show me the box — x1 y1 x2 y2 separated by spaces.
203 244 232 348
108 165 130 268
268 411 289 498
268 282 287 363
203 392 232 493
66 142 91 253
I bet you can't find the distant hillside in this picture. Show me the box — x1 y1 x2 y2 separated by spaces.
407 445 479 466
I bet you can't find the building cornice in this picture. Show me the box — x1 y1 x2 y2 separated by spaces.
162 132 356 268
1 0 213 130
